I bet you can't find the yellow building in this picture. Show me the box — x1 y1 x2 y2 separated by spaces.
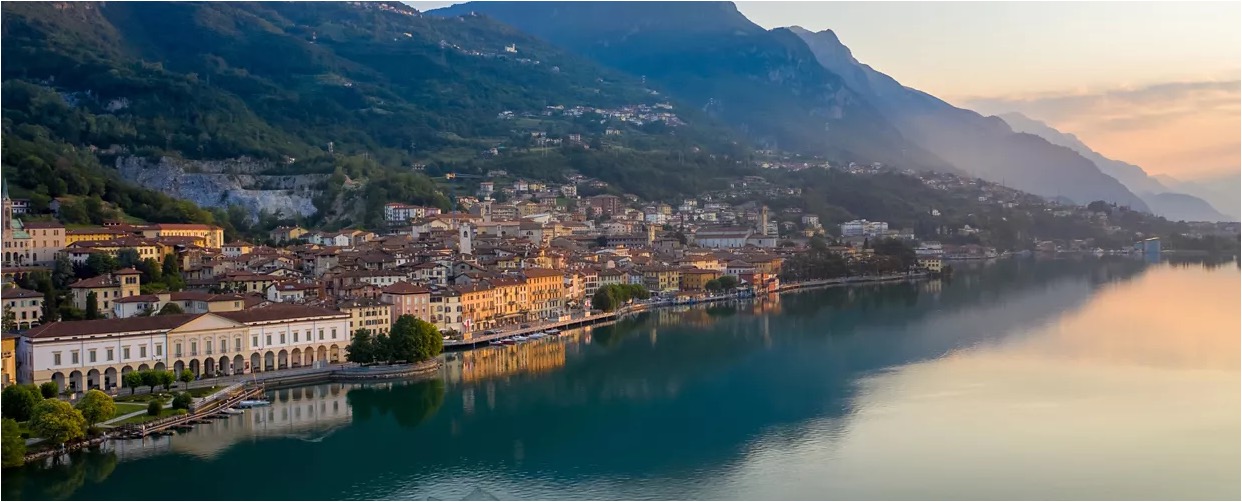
455 284 494 333
339 298 393 335
65 239 169 265
488 276 530 326
918 256 943 272
23 221 66 266
679 268 722 291
641 266 681 293
70 269 142 317
2 334 16 387
523 268 565 320
3 286 44 330
140 223 225 249
65 227 131 245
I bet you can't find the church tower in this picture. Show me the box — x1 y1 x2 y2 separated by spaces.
459 223 474 257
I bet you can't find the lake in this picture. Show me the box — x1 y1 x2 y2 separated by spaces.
4 257 1238 500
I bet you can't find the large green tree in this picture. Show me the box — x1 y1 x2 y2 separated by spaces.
29 399 87 445
389 315 443 362
85 291 100 320
346 328 375 365
122 371 144 395
75 389 117 427
1 418 26 468
1 384 43 421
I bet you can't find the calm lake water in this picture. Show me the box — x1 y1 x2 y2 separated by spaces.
4 257 1239 500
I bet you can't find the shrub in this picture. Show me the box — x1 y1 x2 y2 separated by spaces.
171 392 192 410
147 400 162 416
39 381 58 399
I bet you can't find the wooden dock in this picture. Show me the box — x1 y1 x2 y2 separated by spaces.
116 383 266 439
445 311 621 349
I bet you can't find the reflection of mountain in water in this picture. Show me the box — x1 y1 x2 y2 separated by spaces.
2 257 1161 500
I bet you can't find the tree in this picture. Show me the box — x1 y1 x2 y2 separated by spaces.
388 315 442 362
39 381 58 399
147 399 162 416
85 291 100 320
40 287 58 324
156 303 184 315
159 370 175 391
122 371 144 395
1 384 43 421
85 253 119 277
716 275 740 290
171 392 192 410
52 255 76 289
179 369 194 388
29 399 87 445
372 333 394 364
141 370 161 393
115 248 141 269
1 310 14 332
2 418 25 468
704 278 721 292
161 254 185 291
592 287 619 312
872 238 917 270
346 328 375 364
75 389 116 428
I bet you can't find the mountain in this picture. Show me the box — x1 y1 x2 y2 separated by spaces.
2 1 750 228
787 26 1151 212
430 1 956 172
1154 173 1241 221
999 112 1233 222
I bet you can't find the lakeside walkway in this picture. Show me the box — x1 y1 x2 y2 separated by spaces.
446 271 930 350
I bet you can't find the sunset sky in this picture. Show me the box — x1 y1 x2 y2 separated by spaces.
416 1 1241 180
734 2 1240 181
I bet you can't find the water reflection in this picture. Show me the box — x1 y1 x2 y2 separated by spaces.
4 257 1237 500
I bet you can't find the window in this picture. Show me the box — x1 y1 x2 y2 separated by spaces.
319 329 324 340
53 352 61 365
156 344 163 357
220 339 227 353
122 346 130 359
139 345 147 358
88 350 96 363
106 348 114 361
266 335 272 345
280 333 286 344
293 331 299 343
235 338 242 351
190 341 197 356
331 328 337 339
175 343 182 357
253 336 259 347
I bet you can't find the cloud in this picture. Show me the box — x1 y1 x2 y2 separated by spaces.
957 80 1241 178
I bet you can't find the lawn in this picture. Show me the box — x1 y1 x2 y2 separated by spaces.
108 402 149 420
115 391 173 403
112 408 186 426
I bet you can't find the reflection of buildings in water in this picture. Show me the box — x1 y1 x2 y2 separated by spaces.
110 384 354 461
750 294 781 315
447 338 568 385
921 279 942 296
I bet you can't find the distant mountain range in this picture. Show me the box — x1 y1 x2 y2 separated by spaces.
999 112 1235 222
434 2 1160 212
434 1 955 173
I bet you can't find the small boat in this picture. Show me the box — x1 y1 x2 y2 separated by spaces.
528 332 546 339
495 339 515 345
221 408 245 415
511 335 528 342
545 328 561 335
236 399 271 408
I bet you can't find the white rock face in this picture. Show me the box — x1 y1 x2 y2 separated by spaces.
115 156 323 221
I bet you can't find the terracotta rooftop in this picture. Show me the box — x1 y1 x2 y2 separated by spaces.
25 314 203 339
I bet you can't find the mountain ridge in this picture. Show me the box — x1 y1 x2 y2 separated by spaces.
999 112 1233 222
787 26 1151 212
430 1 959 173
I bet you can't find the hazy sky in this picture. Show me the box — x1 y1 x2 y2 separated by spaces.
416 1 1240 180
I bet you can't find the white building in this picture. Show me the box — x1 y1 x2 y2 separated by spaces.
840 219 889 237
384 203 427 223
